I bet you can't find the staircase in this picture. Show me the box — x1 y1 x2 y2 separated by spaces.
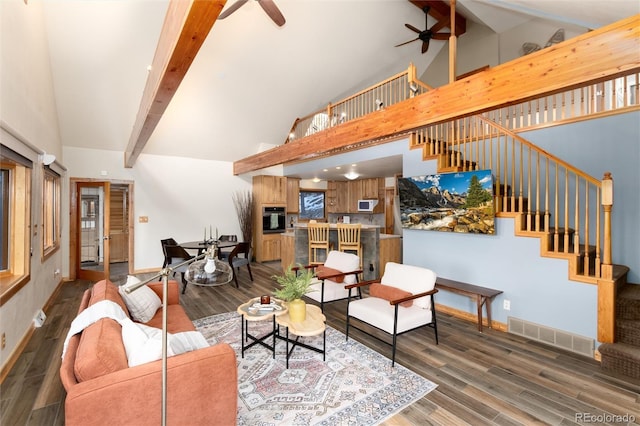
599 284 640 379
410 109 638 378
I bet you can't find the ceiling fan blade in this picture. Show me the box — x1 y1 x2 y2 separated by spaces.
405 23 422 34
432 33 451 40
429 17 450 34
395 37 420 48
218 0 249 19
421 39 430 54
259 0 286 27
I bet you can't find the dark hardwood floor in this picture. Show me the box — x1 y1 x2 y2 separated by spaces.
2 261 639 425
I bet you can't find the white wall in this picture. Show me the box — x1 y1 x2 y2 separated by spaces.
0 1 64 368
63 147 253 272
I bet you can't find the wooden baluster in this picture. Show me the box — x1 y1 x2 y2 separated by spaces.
554 163 559 252
584 181 590 276
574 175 579 255
564 170 570 253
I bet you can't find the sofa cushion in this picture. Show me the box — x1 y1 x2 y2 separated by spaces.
118 277 162 323
369 283 413 308
381 262 437 310
324 251 359 285
74 280 129 382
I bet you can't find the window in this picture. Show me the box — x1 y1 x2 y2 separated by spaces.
0 152 32 304
298 190 326 221
42 166 61 258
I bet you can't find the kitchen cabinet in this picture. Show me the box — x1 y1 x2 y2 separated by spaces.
327 180 349 213
286 178 300 212
260 233 282 262
253 175 287 204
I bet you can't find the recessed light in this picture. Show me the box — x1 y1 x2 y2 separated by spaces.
323 169 328 172
312 177 321 183
336 166 341 170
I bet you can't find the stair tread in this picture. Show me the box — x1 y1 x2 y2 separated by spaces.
599 342 640 357
620 283 640 300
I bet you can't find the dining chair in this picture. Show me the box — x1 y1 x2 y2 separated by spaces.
228 242 253 288
307 222 330 265
160 238 178 268
217 234 237 260
162 242 194 294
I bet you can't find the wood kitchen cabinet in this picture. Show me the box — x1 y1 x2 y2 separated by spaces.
253 175 287 204
261 233 282 262
286 178 300 212
327 180 349 213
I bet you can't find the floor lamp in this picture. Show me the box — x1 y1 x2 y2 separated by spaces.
124 243 232 425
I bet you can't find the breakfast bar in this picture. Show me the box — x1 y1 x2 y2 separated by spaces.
280 224 400 281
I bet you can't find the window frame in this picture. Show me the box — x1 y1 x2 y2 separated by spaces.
298 189 326 222
0 158 32 305
42 165 61 260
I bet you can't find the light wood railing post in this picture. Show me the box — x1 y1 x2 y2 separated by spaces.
601 172 614 279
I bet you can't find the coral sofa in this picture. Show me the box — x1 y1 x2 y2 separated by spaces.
60 279 238 425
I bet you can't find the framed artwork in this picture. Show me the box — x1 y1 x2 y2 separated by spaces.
398 169 495 234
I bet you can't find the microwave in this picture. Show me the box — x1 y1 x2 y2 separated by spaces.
357 199 378 212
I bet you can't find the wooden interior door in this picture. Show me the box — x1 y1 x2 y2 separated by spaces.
77 182 111 281
385 187 395 234
109 185 129 263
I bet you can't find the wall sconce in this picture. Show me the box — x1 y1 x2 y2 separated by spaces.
375 99 384 110
42 153 56 166
344 172 360 180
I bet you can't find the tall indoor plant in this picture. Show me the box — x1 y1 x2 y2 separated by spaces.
272 265 315 322
232 190 254 243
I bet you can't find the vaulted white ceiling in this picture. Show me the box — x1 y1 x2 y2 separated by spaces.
41 0 639 179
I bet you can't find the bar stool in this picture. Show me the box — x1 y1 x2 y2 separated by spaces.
337 223 362 260
308 222 330 265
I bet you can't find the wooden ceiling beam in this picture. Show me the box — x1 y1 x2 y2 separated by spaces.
124 0 226 168
233 14 640 175
410 0 466 36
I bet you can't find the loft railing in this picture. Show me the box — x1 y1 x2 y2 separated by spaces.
484 71 639 131
284 63 431 143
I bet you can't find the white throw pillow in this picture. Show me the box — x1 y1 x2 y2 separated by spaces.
118 277 162 323
120 319 209 367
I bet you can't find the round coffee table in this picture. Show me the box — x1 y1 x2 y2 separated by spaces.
237 297 287 359
275 304 326 368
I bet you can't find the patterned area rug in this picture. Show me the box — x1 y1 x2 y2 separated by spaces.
193 311 437 425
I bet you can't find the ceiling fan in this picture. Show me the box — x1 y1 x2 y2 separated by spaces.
395 6 451 54
218 0 286 27
522 28 564 55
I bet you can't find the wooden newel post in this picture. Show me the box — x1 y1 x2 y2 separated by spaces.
601 172 613 267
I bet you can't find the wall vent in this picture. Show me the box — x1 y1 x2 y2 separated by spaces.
507 317 594 357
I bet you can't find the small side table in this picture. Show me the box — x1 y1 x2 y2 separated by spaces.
276 304 326 368
237 298 287 359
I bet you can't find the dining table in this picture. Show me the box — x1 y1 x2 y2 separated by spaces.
180 240 239 258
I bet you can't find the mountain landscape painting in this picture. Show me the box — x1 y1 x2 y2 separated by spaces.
398 170 495 234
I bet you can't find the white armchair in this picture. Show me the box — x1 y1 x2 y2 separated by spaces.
304 250 363 311
345 262 439 366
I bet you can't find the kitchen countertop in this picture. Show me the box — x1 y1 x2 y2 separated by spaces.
292 223 380 229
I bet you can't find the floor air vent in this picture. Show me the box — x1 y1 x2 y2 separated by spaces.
507 317 594 357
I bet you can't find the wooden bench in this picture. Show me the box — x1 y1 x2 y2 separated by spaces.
435 277 503 332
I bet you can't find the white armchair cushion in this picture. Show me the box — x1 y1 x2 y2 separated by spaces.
323 250 359 285
307 277 350 303
380 262 436 310
348 297 433 334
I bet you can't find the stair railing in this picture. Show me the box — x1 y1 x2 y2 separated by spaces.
284 63 431 144
413 114 614 282
483 70 639 132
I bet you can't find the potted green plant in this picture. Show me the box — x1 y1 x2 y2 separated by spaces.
272 264 315 322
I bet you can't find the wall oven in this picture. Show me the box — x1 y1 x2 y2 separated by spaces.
262 206 286 234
